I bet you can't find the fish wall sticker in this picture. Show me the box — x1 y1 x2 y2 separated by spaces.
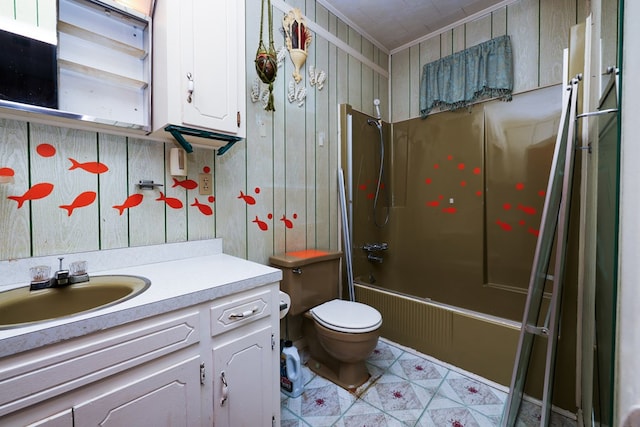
7 182 54 208
59 191 97 216
68 158 109 174
191 198 213 216
113 194 144 215
156 192 183 209
420 153 544 237
172 177 198 190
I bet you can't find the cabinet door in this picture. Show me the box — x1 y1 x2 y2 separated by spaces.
180 0 244 135
73 356 202 427
212 326 274 427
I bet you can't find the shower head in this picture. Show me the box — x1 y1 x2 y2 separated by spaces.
373 99 381 119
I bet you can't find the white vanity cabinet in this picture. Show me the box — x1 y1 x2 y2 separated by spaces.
152 0 246 146
210 288 280 426
0 283 280 426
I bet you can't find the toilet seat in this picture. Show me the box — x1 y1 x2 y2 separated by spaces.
310 299 382 333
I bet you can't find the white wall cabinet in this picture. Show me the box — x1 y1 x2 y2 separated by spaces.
152 0 246 148
0 283 280 426
58 0 151 129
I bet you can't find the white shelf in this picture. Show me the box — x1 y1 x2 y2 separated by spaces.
58 58 148 90
58 21 147 59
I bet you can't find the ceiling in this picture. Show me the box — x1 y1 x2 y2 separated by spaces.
318 0 510 52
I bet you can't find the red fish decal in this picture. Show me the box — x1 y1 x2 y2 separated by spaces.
0 167 15 177
528 227 540 237
172 178 198 190
426 200 440 207
517 204 537 215
496 219 512 231
59 191 96 216
113 194 143 215
68 158 109 174
252 216 269 231
442 207 457 214
280 215 294 229
7 182 54 208
36 143 56 157
358 184 367 191
191 198 213 216
238 191 256 205
156 192 183 209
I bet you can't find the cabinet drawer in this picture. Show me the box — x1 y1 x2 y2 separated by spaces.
210 288 271 336
0 309 200 416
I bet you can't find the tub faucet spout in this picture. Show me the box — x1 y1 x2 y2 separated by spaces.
367 253 384 263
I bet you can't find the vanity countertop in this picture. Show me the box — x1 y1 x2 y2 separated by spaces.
0 241 282 358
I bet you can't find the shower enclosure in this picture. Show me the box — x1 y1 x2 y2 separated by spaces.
340 85 583 411
341 85 567 322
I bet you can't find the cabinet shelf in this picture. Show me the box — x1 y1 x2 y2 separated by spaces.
58 20 147 59
59 58 148 90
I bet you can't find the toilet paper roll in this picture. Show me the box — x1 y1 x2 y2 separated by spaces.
279 291 291 319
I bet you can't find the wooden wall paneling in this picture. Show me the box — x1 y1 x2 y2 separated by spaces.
314 3 331 249
452 25 466 52
272 7 288 256
214 141 247 259
409 44 421 119
0 119 30 259
127 138 165 247
361 39 375 117
14 0 38 26
0 1 13 19
508 0 541 93
335 20 349 107
377 49 390 122
419 36 441 84
466 14 492 48
98 133 129 250
348 28 363 112
186 148 216 242
304 0 318 249
441 30 453 57
164 143 187 243
391 48 411 122
328 13 340 251
492 7 508 37
30 124 99 256
283 52 308 251
540 0 575 87
244 0 272 263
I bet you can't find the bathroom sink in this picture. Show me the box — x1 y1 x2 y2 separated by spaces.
0 275 151 329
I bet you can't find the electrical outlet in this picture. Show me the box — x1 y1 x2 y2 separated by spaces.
199 173 212 195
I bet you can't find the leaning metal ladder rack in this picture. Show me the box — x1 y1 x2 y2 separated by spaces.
501 75 581 427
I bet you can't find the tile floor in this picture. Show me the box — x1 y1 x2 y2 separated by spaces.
280 338 577 427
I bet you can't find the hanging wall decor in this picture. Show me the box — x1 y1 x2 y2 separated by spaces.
255 0 278 111
283 8 312 83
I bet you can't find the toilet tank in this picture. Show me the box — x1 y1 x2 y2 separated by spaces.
269 250 342 316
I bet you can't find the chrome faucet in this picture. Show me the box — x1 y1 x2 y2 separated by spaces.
362 242 389 252
52 257 70 287
29 257 89 291
362 242 389 264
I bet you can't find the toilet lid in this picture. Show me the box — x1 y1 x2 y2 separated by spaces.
310 299 382 333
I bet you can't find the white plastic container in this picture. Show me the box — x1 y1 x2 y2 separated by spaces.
280 341 303 397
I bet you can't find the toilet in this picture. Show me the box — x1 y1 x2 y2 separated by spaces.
270 249 382 390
